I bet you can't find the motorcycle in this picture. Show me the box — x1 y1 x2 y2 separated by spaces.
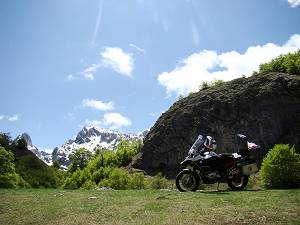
176 134 259 192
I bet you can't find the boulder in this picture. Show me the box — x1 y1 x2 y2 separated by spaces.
132 73 300 177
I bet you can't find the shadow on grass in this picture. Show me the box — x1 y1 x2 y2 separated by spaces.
197 188 263 194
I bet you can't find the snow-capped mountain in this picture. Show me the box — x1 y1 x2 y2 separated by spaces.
14 127 148 169
51 126 147 168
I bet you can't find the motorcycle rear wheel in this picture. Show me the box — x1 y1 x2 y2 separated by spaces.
176 170 199 192
227 175 249 191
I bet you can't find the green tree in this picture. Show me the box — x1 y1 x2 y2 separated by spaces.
260 144 300 189
68 148 92 173
52 160 60 170
16 137 27 149
0 133 12 149
0 146 17 188
116 139 141 166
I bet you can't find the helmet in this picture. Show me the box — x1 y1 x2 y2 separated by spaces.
204 136 217 150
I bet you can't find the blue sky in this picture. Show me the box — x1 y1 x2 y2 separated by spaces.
1 0 300 150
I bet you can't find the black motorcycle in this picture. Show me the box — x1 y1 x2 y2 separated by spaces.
176 134 259 192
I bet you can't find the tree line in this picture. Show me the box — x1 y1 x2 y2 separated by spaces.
0 133 169 190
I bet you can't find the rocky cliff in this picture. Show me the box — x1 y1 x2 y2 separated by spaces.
132 73 300 177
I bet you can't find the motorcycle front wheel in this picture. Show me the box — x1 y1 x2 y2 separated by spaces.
176 170 199 192
227 175 249 191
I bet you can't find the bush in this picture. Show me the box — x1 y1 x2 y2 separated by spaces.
129 172 145 189
199 79 225 91
98 168 130 190
257 50 300 75
81 180 96 190
260 144 300 189
145 172 168 189
0 146 17 188
63 169 84 189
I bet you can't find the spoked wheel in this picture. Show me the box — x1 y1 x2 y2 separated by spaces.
176 170 199 192
227 175 249 191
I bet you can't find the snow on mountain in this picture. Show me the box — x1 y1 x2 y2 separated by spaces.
14 127 147 168
14 133 40 156
51 126 146 168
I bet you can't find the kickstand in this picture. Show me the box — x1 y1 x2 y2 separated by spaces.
217 182 220 191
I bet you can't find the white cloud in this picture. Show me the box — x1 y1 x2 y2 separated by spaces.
84 113 131 130
0 115 4 120
103 113 132 129
82 99 114 111
129 43 146 54
158 34 300 96
8 115 19 122
85 119 103 128
287 0 300 7
81 47 134 80
66 74 74 81
101 47 134 77
81 63 101 80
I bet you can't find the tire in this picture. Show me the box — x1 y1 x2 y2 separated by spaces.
176 170 199 192
227 175 249 191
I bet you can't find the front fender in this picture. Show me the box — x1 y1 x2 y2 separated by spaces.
180 158 192 167
182 168 192 173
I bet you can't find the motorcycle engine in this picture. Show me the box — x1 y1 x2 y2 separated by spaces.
227 167 239 177
206 171 220 180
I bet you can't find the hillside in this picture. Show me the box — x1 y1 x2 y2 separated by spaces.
11 145 61 188
132 73 300 177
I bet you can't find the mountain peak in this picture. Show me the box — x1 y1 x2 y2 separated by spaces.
52 127 146 168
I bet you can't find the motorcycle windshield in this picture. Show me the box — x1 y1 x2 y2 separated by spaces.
188 134 205 157
191 135 205 150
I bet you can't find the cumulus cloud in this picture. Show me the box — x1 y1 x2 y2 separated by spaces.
101 47 134 77
158 34 300 96
84 113 131 130
0 115 4 120
103 112 132 129
8 115 19 122
82 99 114 111
287 0 300 7
81 47 134 80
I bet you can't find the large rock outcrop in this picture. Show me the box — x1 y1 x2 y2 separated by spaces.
132 73 300 177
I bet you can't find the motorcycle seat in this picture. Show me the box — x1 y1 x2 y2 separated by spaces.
219 153 234 159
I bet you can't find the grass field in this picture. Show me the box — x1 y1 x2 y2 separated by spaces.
0 188 299 225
